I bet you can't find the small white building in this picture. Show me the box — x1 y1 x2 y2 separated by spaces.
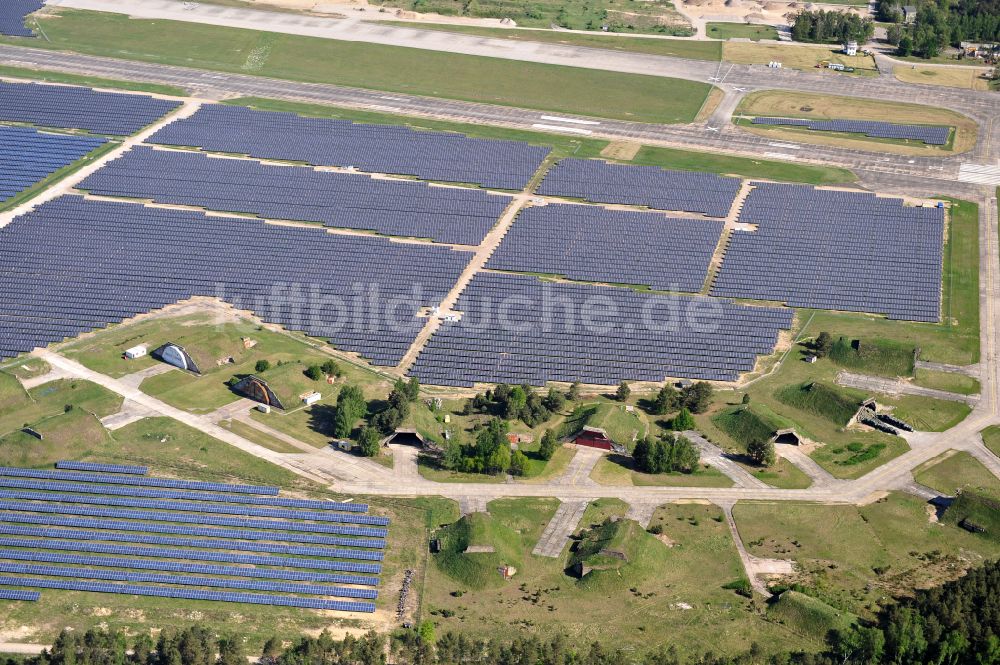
124 345 147 360
302 392 322 406
844 40 858 56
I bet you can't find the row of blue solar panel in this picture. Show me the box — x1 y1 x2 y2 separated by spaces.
56 461 148 475
0 125 106 204
0 521 384 561
0 576 376 613
0 486 387 525
0 81 181 135
0 196 472 365
712 183 944 322
0 494 387 538
488 204 722 293
0 476 368 512
751 117 950 145
0 0 42 36
149 104 550 190
0 563 377 599
0 537 383 574
0 549 378 586
411 272 793 386
536 158 740 218
79 146 512 245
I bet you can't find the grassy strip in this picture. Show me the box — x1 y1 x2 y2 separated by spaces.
629 145 855 185
829 337 915 377
914 451 1000 498
0 64 188 96
375 21 721 60
219 418 302 453
774 381 862 426
0 140 119 213
912 369 980 395
4 9 713 124
706 23 779 41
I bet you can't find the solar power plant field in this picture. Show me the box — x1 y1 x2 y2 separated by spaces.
0 125 106 205
409 272 794 387
487 204 723 292
0 0 43 36
0 466 385 612
149 105 551 190
55 461 149 475
0 196 472 366
79 146 512 245
536 158 741 217
0 81 181 136
712 183 945 321
750 117 951 145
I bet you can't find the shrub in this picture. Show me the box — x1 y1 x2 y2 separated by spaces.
254 359 270 373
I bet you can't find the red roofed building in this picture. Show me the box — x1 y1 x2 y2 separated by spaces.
573 426 615 451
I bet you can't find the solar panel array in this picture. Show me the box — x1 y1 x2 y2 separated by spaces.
0 588 39 602
55 461 148 475
149 104 550 190
0 0 43 37
0 197 472 365
0 81 181 136
487 204 722 293
712 183 944 321
751 117 950 145
0 466 387 612
536 159 740 217
79 147 512 245
0 125 105 205
410 272 793 386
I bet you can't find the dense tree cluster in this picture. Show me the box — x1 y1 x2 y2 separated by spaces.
790 10 875 43
332 385 367 438
370 378 420 435
747 437 777 467
633 432 700 474
650 382 714 416
16 560 1000 665
466 383 563 427
881 0 1000 58
442 417 526 475
304 359 340 381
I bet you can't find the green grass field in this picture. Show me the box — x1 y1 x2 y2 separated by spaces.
9 9 714 124
766 591 857 639
734 495 1000 620
0 375 122 444
983 425 1000 458
706 22 779 41
878 395 971 432
559 402 645 446
629 145 855 185
914 451 1000 498
376 22 719 59
828 336 916 377
711 403 794 448
590 454 735 487
423 499 802 656
434 512 525 589
912 368 981 395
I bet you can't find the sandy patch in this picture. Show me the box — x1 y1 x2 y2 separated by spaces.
600 142 642 161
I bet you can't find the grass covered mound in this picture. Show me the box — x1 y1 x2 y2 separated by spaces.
712 403 794 448
942 491 1000 541
0 407 112 467
568 519 669 589
775 381 862 427
0 371 30 412
559 403 644 448
435 513 524 589
829 337 915 377
766 590 858 638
